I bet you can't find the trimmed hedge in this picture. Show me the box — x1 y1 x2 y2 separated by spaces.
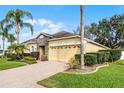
75 54 97 66
99 49 122 62
103 52 110 62
84 54 97 66
87 52 105 64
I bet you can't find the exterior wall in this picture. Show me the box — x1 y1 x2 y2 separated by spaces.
37 35 51 58
84 42 107 53
24 43 38 53
48 37 109 63
37 35 51 60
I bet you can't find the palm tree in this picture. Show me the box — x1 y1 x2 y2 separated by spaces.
5 9 33 44
80 5 85 69
8 34 16 45
0 20 9 54
8 44 26 59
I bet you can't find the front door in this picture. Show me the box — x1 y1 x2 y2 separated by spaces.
40 46 46 61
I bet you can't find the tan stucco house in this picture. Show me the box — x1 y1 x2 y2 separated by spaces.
22 31 110 63
48 35 110 63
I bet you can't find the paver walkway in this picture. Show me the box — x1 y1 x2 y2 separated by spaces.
0 61 68 88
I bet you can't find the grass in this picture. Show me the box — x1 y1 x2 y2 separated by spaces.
0 58 27 71
38 60 124 88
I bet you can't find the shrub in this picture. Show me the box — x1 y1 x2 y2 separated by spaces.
24 53 31 56
101 52 110 62
75 54 97 66
21 56 37 64
7 54 19 61
31 52 39 60
84 54 97 66
87 52 105 64
75 54 81 62
6 51 20 61
68 58 80 69
99 49 122 62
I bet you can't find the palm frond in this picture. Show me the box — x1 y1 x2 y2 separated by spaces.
22 22 34 35
6 10 15 22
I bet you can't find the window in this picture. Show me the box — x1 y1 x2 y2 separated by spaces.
35 48 37 51
31 46 34 52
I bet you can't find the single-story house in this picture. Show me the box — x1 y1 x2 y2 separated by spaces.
22 31 110 62
22 31 74 60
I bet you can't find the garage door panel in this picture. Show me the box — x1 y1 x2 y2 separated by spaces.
49 46 80 63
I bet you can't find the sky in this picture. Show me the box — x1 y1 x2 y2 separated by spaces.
0 5 124 49
84 5 124 25
0 5 80 49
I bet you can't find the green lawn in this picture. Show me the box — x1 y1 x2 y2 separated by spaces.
0 58 27 71
38 60 124 88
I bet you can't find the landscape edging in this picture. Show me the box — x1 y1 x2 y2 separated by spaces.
63 63 109 75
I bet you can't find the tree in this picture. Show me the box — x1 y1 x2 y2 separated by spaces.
84 25 94 39
8 44 26 59
73 25 94 40
8 34 16 45
0 19 10 53
80 5 85 69
5 9 33 44
73 26 80 35
89 14 124 49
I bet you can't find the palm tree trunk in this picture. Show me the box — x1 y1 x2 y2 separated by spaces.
80 5 85 69
16 32 19 44
16 23 20 44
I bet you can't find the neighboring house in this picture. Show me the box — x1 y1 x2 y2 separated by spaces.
22 31 110 62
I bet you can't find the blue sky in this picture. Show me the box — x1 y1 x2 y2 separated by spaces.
85 5 124 25
0 5 124 49
0 5 80 47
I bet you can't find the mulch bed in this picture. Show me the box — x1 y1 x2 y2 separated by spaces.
65 63 108 74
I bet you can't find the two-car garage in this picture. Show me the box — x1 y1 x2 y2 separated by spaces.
48 35 110 63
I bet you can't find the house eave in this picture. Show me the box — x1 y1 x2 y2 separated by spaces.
49 35 110 49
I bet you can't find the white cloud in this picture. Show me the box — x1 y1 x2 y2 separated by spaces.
20 18 68 42
38 19 52 26
37 18 68 34
25 18 68 34
24 19 37 26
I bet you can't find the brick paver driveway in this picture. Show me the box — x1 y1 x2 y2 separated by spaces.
0 61 68 88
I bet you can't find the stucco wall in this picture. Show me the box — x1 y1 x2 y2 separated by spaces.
48 37 109 63
24 43 38 53
84 42 107 53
